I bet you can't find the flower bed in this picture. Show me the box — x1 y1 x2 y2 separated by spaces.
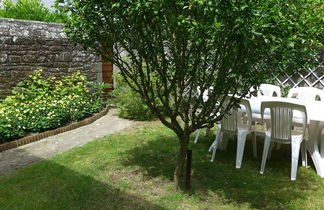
0 107 109 152
0 70 108 143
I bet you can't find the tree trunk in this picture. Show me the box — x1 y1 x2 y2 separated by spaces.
174 135 189 190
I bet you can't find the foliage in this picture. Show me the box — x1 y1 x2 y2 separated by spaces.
66 0 323 190
0 0 67 23
89 81 111 104
280 86 291 98
53 0 72 23
110 74 155 121
0 70 107 143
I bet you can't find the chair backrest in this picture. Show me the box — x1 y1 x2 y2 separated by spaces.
287 87 324 101
221 98 252 133
257 84 282 97
261 101 307 143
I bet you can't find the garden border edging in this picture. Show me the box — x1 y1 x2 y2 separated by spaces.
0 107 109 152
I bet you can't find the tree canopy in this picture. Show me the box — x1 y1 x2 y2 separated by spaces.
65 0 323 190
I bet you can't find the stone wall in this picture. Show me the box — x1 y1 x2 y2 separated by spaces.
0 18 102 97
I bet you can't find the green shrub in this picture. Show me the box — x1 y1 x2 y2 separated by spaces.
110 74 155 121
89 82 111 111
0 70 107 143
0 0 67 23
0 106 25 143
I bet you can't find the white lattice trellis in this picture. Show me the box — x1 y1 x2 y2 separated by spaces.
273 62 324 89
183 56 323 96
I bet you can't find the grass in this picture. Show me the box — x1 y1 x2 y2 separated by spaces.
1 121 324 209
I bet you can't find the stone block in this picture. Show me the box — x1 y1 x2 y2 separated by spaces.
8 55 21 63
0 52 8 63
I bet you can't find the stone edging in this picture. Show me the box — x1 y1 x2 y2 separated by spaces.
0 107 109 152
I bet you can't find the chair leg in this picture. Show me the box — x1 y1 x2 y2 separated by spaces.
301 140 307 167
208 141 215 152
211 131 223 162
291 139 301 181
194 129 201 144
321 134 324 159
204 127 209 136
218 132 224 150
252 131 257 158
236 132 248 169
209 127 222 152
267 141 275 160
260 136 271 174
221 133 229 151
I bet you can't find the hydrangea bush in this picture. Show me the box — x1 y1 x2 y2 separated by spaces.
0 70 107 143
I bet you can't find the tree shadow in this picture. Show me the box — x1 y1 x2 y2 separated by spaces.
0 148 44 176
121 132 322 209
0 148 166 210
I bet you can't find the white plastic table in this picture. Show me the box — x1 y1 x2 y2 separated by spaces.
247 96 324 177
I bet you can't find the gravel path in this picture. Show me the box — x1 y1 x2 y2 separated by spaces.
0 108 135 176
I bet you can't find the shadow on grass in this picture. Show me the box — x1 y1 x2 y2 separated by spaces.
121 131 322 209
0 149 165 209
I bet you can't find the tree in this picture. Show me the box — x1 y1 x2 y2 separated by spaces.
0 0 67 23
65 0 323 190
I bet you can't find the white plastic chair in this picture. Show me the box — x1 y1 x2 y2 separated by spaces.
249 84 282 152
250 83 281 124
209 99 256 168
257 84 282 97
289 88 324 151
194 87 214 143
259 101 307 180
288 87 324 101
194 125 211 143
288 87 324 151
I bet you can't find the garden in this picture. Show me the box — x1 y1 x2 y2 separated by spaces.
0 70 107 143
0 0 324 209
2 122 324 209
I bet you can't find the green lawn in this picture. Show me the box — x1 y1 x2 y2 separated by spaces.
1 121 324 209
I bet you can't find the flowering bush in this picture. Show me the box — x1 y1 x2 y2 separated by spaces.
0 70 107 143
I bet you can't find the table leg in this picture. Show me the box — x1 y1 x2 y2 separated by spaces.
318 122 324 159
307 121 324 177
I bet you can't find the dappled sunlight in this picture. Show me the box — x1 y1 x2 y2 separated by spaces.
1 122 324 209
122 124 324 209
